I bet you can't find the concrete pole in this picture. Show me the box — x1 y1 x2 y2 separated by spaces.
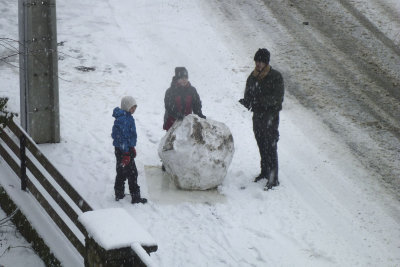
18 0 60 143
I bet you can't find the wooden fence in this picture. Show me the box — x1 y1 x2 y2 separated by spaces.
0 119 156 265
0 119 92 256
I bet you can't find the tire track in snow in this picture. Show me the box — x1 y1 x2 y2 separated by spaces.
337 0 400 57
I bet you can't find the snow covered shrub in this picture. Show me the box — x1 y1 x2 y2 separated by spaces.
0 97 16 128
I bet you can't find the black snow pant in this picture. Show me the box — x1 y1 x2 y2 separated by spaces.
252 111 280 185
114 148 140 199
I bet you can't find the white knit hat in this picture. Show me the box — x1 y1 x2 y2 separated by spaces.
121 96 137 112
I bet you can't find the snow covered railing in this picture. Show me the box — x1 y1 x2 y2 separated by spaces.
0 119 158 266
0 119 91 256
5 120 92 211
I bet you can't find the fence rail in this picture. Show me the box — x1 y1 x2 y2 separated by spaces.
0 119 91 257
0 119 156 266
7 120 93 212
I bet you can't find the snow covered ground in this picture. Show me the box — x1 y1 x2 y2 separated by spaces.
1 0 400 266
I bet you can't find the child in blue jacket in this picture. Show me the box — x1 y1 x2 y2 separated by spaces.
111 96 147 204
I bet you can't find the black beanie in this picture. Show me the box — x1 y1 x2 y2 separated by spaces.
254 48 270 64
175 67 188 79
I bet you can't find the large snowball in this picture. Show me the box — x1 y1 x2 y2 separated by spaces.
158 114 234 190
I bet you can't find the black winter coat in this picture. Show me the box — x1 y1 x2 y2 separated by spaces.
243 67 284 113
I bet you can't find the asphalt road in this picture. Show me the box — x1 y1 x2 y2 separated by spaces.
203 0 400 198
266 0 400 194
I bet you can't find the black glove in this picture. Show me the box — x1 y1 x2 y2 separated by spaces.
239 98 251 110
198 114 206 119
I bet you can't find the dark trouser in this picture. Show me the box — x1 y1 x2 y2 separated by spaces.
114 148 140 198
253 111 280 185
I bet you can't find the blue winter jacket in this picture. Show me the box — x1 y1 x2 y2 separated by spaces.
111 107 137 153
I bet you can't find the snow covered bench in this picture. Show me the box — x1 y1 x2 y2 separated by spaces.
79 208 157 267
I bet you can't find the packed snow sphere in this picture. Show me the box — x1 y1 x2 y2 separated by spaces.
158 114 234 190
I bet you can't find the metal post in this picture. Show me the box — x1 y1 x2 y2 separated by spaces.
18 0 60 144
20 135 27 191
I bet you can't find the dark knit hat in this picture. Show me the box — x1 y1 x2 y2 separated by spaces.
175 67 188 79
254 48 270 64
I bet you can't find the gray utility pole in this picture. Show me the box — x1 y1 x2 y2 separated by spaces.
18 0 60 144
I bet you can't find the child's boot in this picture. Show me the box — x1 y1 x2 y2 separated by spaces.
131 194 147 204
115 190 125 201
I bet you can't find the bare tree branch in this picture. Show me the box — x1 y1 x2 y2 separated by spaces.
0 38 72 82
0 245 35 258
0 208 19 226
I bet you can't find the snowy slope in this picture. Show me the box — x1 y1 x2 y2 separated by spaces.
1 0 400 266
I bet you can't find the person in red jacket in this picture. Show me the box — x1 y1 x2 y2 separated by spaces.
163 67 206 131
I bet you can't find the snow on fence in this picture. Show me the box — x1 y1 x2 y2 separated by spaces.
0 119 157 266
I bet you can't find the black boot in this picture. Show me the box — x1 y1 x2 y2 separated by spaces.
254 174 266 183
115 192 125 201
131 195 147 204
265 180 279 190
115 195 125 201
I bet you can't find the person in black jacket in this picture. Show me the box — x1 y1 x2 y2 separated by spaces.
239 48 284 190
163 67 206 131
